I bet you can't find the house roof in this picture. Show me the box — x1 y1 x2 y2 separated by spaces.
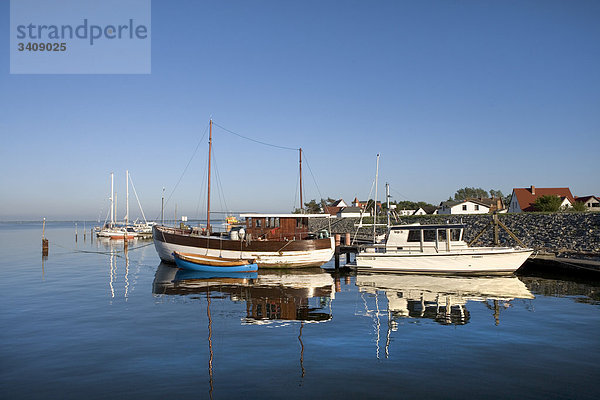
466 197 503 208
330 199 346 207
512 186 575 212
421 205 439 214
322 206 342 216
338 206 363 214
440 199 490 209
575 195 600 203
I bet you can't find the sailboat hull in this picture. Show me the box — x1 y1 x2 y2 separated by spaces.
153 226 335 268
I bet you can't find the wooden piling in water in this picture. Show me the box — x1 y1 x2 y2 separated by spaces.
42 218 48 256
334 234 341 268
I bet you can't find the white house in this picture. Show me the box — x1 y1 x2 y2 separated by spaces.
438 200 490 215
575 196 600 211
509 186 575 212
397 209 416 216
413 206 439 215
337 206 367 218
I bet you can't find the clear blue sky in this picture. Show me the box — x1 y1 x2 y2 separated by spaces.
1 0 599 221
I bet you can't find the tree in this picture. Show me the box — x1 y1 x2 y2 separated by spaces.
453 187 489 201
388 200 434 210
533 195 563 212
489 189 504 199
303 199 322 213
572 201 587 212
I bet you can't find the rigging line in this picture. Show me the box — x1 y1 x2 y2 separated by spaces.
212 121 298 151
195 152 209 223
128 173 148 224
389 187 413 202
157 123 210 221
302 151 324 202
211 145 229 215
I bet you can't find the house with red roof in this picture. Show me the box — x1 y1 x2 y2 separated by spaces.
508 186 575 213
575 195 600 211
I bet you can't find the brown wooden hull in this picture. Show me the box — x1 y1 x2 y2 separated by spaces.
153 225 335 268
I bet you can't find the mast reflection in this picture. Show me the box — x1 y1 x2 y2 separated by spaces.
152 263 336 389
356 273 535 358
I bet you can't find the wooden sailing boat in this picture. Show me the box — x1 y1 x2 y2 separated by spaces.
153 119 335 268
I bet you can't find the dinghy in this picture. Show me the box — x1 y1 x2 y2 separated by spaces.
173 251 258 273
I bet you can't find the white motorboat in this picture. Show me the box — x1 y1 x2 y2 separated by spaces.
354 223 533 275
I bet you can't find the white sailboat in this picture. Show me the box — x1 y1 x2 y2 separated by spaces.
97 171 150 239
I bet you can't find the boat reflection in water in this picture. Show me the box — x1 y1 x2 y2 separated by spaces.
356 273 535 358
152 263 335 390
152 263 335 324
357 273 534 325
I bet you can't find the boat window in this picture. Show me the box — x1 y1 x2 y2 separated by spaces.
296 218 302 228
437 229 447 241
462 204 467 211
450 229 462 241
407 230 436 242
275 218 280 227
256 219 261 228
266 218 270 228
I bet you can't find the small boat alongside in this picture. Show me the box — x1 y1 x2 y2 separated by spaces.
97 225 138 240
354 223 533 275
173 251 258 273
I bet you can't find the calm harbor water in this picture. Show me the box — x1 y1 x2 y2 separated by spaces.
1 222 599 399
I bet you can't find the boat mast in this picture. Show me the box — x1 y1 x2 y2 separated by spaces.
373 154 379 242
110 172 114 228
299 148 303 213
125 170 129 227
207 119 213 232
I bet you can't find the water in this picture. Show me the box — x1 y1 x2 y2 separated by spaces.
1 222 599 399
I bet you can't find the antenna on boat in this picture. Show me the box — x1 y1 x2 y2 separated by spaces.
207 119 213 232
299 148 303 213
161 187 165 225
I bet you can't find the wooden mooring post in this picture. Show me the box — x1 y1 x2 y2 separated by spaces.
42 218 49 256
334 234 341 268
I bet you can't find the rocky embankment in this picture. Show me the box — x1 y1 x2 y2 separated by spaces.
309 213 600 256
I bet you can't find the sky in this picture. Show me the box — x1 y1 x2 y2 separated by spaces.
1 0 599 221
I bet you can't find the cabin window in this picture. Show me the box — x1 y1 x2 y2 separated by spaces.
296 218 302 228
407 230 420 242
474 205 479 211
275 218 280 227
437 229 447 241
462 205 467 211
407 230 436 242
256 219 262 228
266 218 271 228
450 229 461 241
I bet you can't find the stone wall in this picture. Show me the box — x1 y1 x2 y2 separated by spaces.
309 213 600 255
